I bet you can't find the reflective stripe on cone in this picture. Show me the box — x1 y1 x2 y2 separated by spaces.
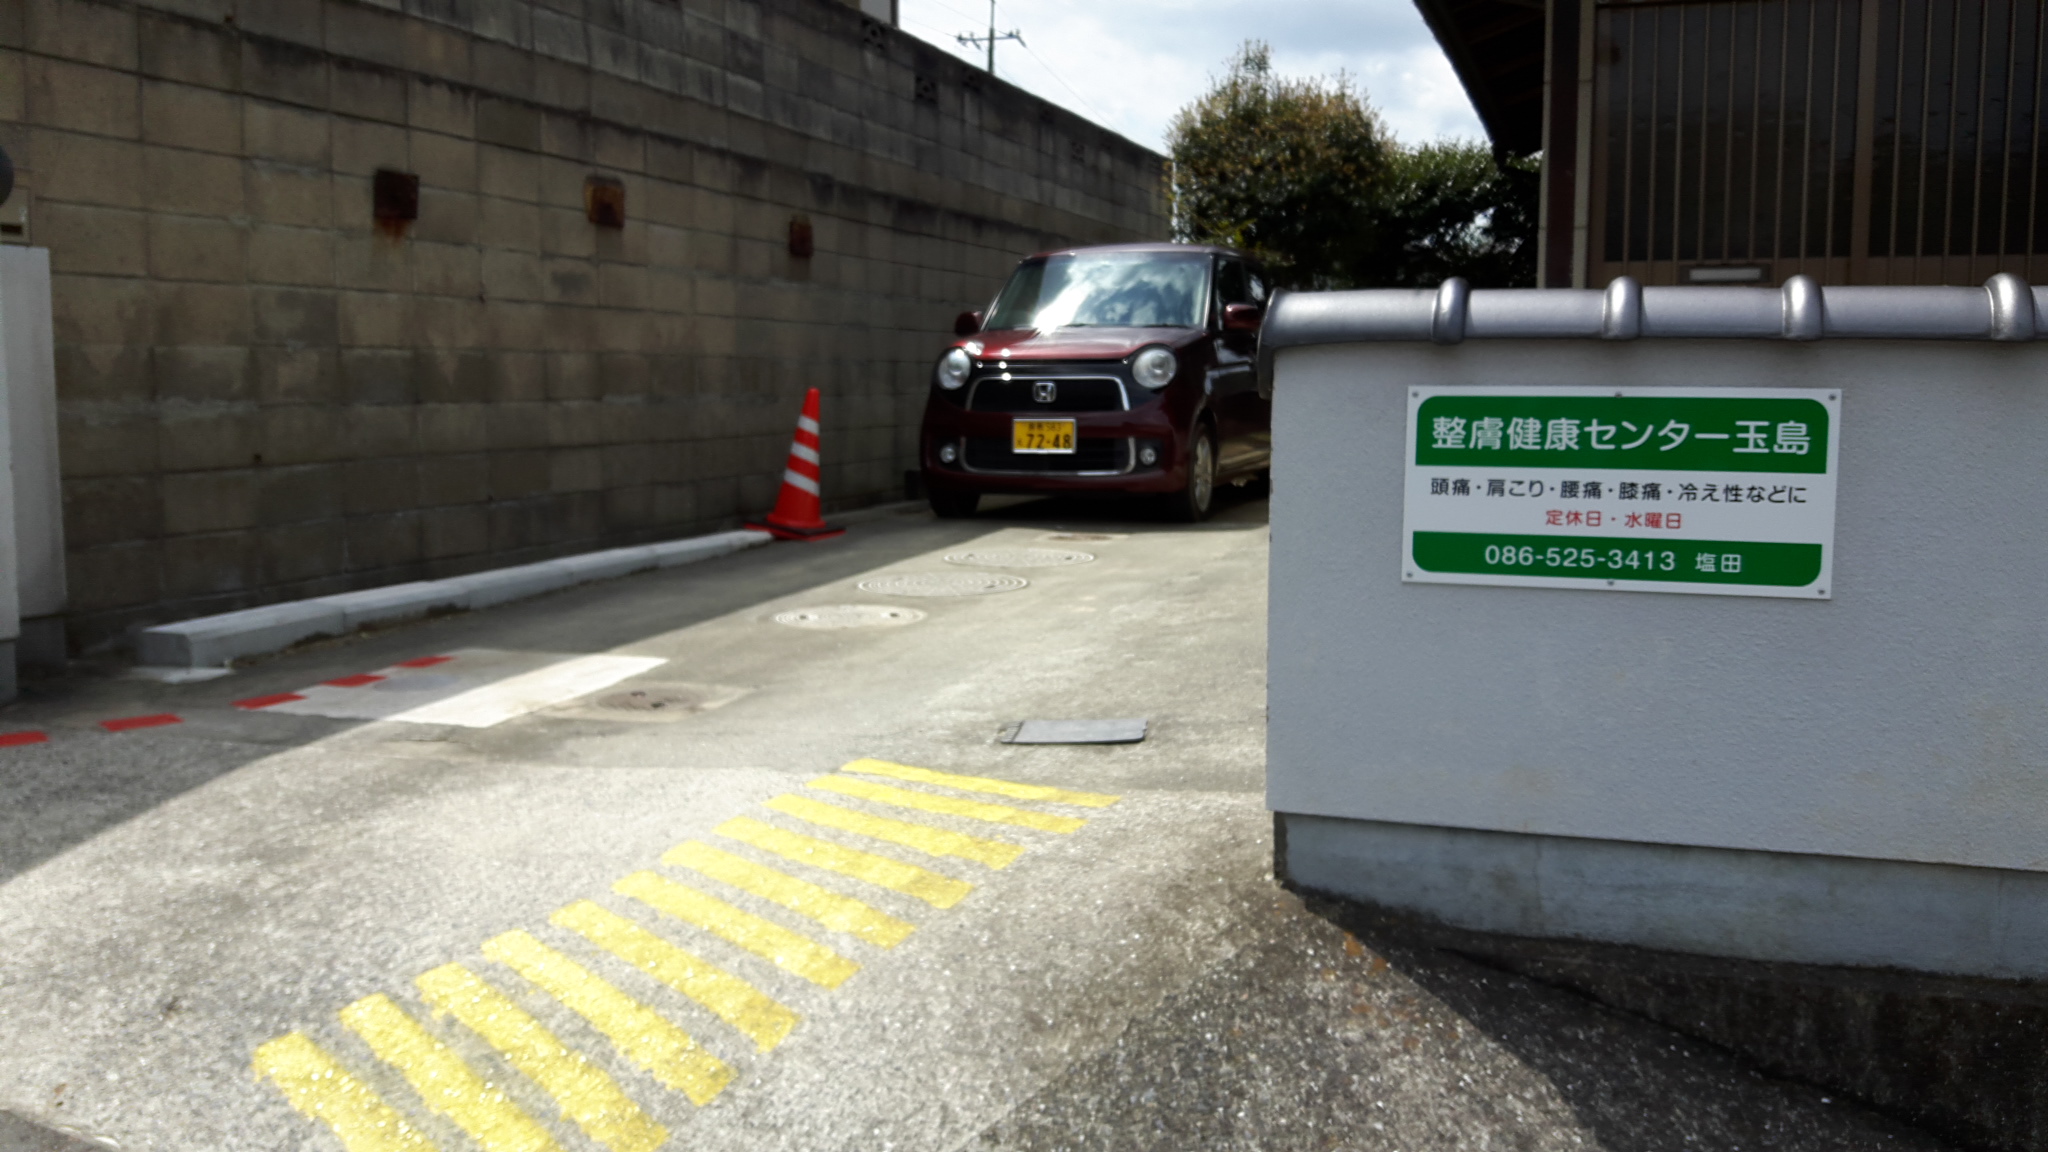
747 387 845 541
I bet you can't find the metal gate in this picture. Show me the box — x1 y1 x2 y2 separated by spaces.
1591 0 2048 286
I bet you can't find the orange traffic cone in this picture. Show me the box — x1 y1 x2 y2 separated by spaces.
747 387 845 541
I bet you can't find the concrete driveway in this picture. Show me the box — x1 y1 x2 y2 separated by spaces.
0 494 1948 1152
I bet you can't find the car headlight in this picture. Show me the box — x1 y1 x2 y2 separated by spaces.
936 348 972 390
1132 346 1177 389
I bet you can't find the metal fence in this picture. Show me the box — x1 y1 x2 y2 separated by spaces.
1592 0 2048 286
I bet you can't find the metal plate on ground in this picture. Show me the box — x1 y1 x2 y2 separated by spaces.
1039 532 1126 543
944 548 1095 568
773 604 928 628
857 572 1029 597
1001 718 1149 744
546 681 750 722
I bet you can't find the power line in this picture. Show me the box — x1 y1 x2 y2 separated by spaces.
902 15 990 66
918 0 988 25
955 0 1022 77
903 15 968 42
1020 39 1105 123
907 3 1109 127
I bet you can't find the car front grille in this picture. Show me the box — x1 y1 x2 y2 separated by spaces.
962 437 1131 474
967 377 1127 412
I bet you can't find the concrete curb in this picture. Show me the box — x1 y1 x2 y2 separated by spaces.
830 499 928 526
134 529 774 669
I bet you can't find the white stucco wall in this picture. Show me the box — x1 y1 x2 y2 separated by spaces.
1269 338 2048 874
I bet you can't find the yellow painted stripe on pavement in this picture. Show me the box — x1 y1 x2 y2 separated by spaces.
765 794 1025 869
615 870 859 988
664 840 915 948
842 758 1120 807
415 963 667 1152
253 1031 440 1152
552 900 799 1052
808 775 1087 834
715 816 973 908
337 993 563 1152
481 929 733 1107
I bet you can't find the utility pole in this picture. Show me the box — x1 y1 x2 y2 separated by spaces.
956 0 1022 77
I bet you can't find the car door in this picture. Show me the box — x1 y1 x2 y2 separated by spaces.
1235 264 1273 468
1207 257 1266 472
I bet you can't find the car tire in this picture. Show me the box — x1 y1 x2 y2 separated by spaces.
929 488 980 518
1166 428 1217 522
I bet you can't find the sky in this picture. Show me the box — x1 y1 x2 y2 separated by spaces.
894 0 1487 152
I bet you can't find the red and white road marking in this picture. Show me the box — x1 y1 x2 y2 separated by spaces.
242 648 665 729
0 650 662 749
99 714 183 733
233 693 304 710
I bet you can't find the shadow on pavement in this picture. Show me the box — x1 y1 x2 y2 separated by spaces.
0 498 1262 886
1312 897 1959 1152
973 482 1271 530
0 1109 105 1151
976 883 1947 1152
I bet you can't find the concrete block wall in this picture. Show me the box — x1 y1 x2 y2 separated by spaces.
0 0 1166 650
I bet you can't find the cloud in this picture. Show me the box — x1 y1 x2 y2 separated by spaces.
896 0 1487 151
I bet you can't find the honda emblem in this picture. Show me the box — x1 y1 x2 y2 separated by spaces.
1032 381 1057 404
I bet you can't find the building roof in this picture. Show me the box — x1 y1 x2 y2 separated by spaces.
1411 0 1547 155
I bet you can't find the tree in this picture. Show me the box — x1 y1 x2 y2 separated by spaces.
1167 42 1392 289
1168 43 1539 289
1360 141 1539 288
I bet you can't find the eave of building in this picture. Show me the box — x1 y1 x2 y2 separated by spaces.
1410 0 1547 155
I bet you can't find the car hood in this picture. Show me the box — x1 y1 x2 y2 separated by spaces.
964 327 1203 362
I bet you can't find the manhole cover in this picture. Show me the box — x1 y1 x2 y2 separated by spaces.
944 548 1095 568
1039 532 1125 543
774 604 929 628
857 572 1029 597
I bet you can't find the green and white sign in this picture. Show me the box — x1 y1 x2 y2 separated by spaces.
1402 386 1839 598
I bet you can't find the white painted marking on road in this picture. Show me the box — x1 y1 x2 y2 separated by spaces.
263 649 666 729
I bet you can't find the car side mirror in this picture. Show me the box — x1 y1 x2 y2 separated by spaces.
954 310 983 337
1223 303 1263 333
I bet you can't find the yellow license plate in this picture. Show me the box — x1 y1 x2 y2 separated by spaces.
1012 419 1076 454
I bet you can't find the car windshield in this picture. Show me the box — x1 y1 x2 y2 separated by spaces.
984 251 1211 331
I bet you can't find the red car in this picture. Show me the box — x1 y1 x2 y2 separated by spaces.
920 243 1272 521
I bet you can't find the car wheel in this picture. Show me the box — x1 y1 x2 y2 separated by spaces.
1167 429 1217 522
929 488 980 519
